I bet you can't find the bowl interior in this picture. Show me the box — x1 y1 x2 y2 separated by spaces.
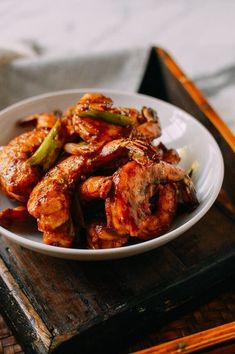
0 89 224 260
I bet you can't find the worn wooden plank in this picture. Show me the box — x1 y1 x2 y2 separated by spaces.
1 202 235 353
0 238 186 335
0 236 189 353
167 206 235 267
0 258 51 353
0 47 235 354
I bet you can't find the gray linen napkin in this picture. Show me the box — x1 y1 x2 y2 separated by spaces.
0 48 150 109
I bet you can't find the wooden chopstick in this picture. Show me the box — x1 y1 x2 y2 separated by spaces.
132 321 235 354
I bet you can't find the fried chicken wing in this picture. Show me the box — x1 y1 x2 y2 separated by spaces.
0 113 56 202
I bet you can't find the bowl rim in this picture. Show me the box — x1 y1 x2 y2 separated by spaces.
0 88 224 258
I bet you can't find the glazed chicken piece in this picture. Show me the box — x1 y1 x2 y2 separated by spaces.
67 93 161 143
0 113 56 202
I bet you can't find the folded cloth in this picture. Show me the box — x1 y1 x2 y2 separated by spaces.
0 47 150 109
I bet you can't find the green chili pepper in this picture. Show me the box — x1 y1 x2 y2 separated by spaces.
78 109 133 127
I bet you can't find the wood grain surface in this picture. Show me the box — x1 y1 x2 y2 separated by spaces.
133 321 235 354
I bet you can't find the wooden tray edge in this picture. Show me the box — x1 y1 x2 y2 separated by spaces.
155 47 235 152
0 257 52 353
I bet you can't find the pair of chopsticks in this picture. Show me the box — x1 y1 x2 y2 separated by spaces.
133 321 235 353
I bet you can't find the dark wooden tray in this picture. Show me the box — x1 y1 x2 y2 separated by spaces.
0 47 235 354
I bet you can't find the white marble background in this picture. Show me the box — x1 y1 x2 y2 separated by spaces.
1 0 235 131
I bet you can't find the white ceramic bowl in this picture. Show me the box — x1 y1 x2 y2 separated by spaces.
0 89 224 260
